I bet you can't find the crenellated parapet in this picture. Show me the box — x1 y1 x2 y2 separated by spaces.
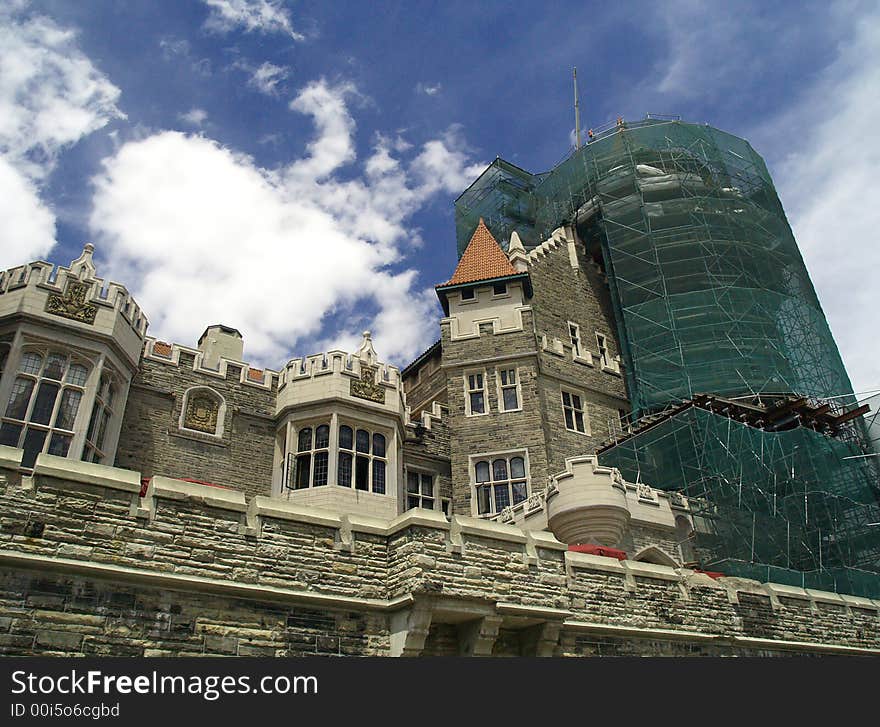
275 332 404 419
492 454 691 565
1 449 878 657
143 336 277 391
0 245 147 370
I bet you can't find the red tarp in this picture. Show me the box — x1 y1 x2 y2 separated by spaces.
139 476 233 498
567 544 628 560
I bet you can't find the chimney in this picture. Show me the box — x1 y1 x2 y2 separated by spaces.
198 325 243 369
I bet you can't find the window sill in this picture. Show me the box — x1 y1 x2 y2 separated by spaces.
563 427 591 436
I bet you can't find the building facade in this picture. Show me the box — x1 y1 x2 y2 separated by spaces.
0 119 879 656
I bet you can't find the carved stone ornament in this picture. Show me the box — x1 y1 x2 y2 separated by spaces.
350 364 385 403
637 483 658 502
45 280 98 325
184 393 220 433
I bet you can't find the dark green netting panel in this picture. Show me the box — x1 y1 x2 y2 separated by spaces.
599 407 880 598
456 120 855 417
457 118 880 596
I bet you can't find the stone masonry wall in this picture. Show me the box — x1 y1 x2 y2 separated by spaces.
441 315 549 516
0 459 878 657
527 235 630 474
402 346 446 417
116 352 276 499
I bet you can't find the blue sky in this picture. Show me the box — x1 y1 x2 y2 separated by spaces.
1 0 878 399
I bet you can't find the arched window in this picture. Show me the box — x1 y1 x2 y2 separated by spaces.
82 372 118 464
180 387 224 437
473 453 528 515
289 424 330 489
338 424 386 493
0 350 90 469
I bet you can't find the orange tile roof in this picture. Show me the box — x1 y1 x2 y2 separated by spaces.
437 219 519 288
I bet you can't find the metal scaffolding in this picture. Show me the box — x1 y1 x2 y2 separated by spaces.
456 118 880 595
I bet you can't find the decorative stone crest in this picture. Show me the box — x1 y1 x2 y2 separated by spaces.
669 491 685 507
351 364 385 403
184 392 220 433
637 483 658 502
45 280 98 325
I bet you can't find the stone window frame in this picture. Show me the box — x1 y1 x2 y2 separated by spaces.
463 369 489 417
567 321 583 357
469 449 531 517
287 422 331 490
595 332 609 368
491 282 509 298
178 385 226 439
0 345 93 469
337 422 388 494
495 366 522 413
459 288 477 303
561 388 591 435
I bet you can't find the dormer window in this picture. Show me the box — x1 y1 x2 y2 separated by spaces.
460 288 475 301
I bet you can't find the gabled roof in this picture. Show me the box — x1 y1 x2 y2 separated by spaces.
436 219 519 289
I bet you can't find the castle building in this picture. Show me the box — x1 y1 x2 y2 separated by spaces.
0 118 878 657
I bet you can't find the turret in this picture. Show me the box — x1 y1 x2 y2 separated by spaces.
0 244 147 469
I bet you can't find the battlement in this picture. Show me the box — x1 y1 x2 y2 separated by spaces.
1 448 878 657
143 336 277 390
0 245 148 369
276 332 404 418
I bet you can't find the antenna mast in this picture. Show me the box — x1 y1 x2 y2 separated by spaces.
573 67 581 150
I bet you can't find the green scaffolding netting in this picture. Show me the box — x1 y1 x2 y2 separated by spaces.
455 118 855 417
599 407 880 598
456 118 880 595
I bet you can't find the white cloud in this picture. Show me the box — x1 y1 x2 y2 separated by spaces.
90 80 484 367
415 82 442 97
202 0 304 40
233 60 290 96
0 7 122 267
179 108 209 126
0 156 56 267
0 11 123 180
757 7 880 396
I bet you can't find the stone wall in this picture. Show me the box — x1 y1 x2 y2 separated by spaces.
441 315 549 515
0 453 877 657
116 352 276 499
527 232 630 473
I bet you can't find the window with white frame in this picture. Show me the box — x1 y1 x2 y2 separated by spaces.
497 367 520 411
82 371 118 464
492 282 508 296
562 390 588 434
473 453 528 515
338 424 386 493
289 424 330 489
460 288 475 301
568 322 582 357
596 332 609 367
0 350 90 469
465 372 488 415
405 469 435 510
